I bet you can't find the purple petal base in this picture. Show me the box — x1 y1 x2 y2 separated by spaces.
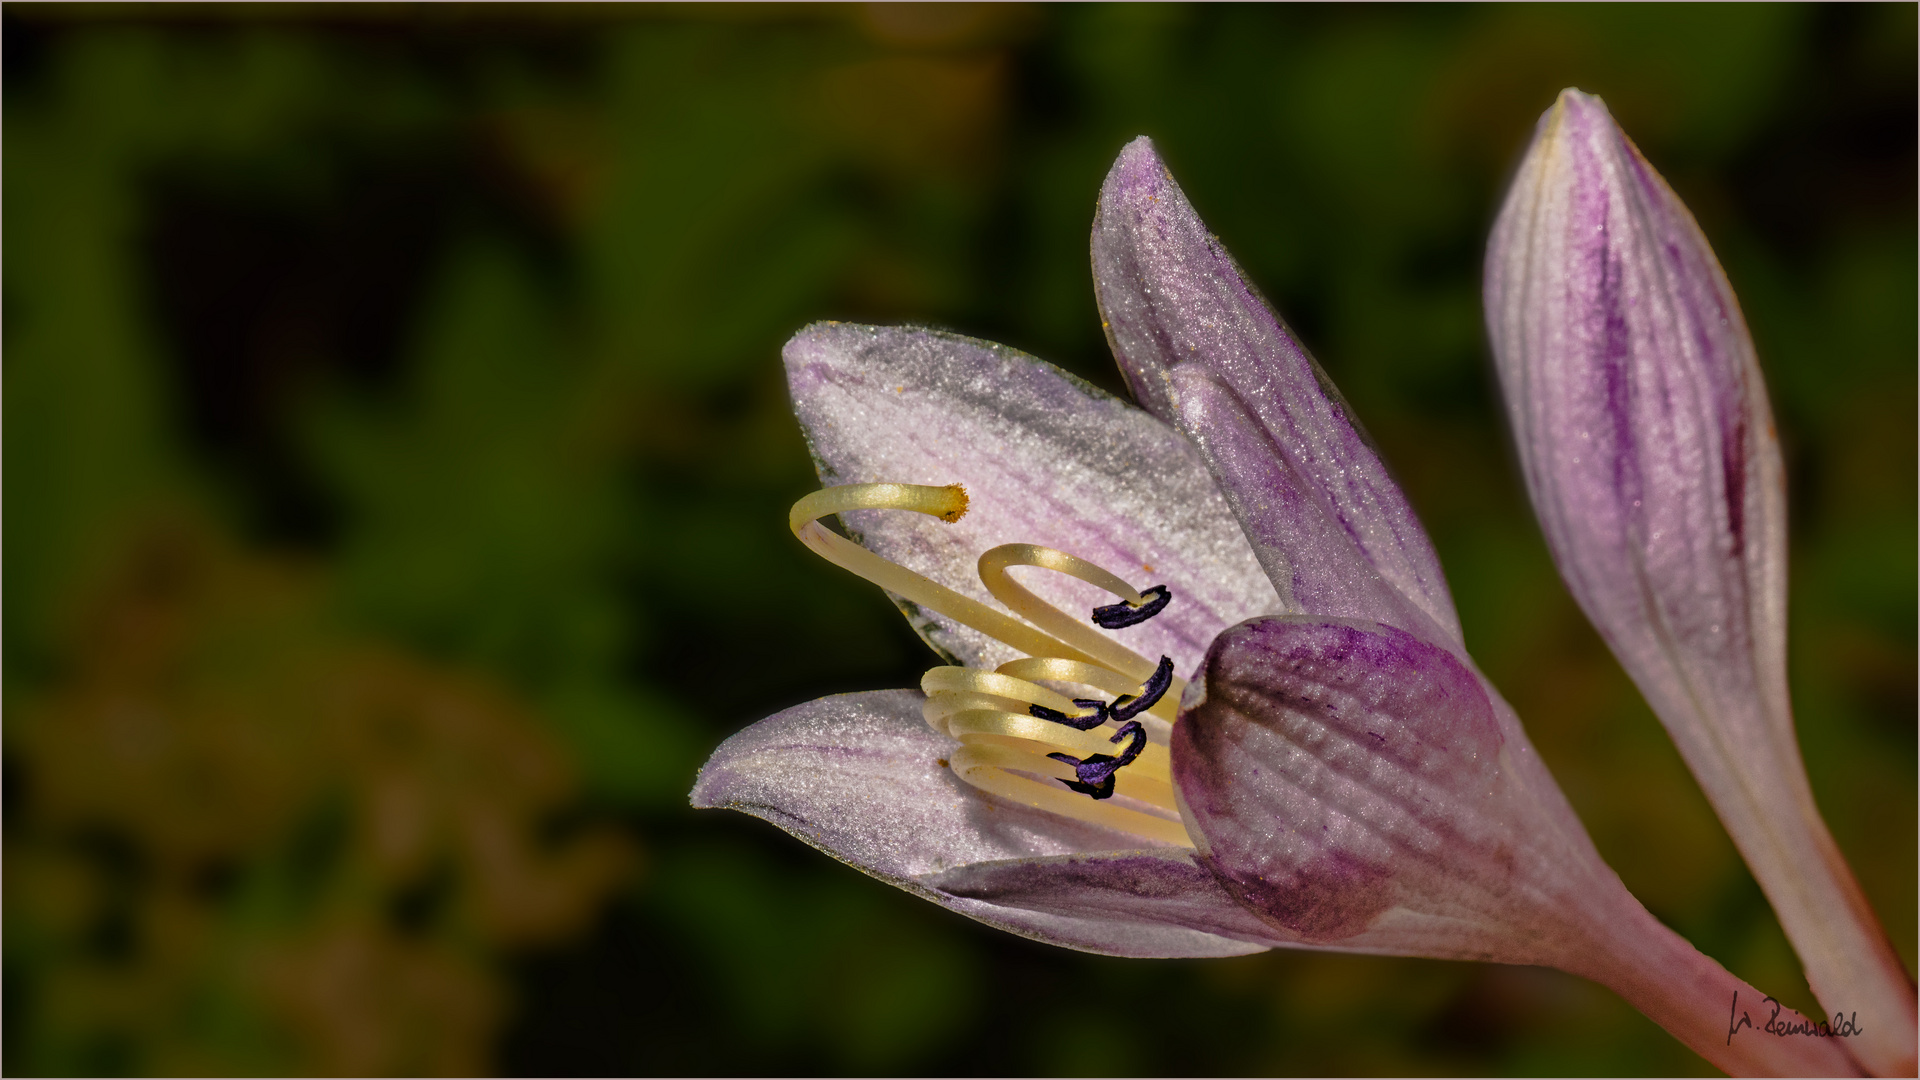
1175 616 1543 956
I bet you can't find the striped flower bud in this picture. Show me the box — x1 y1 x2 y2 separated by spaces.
1485 88 1913 1075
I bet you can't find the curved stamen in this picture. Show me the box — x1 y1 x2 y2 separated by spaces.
993 654 1177 724
1092 584 1171 628
790 483 1194 843
921 667 1089 720
994 656 1142 698
792 485 1095 666
976 544 1157 678
921 689 1036 734
941 708 1171 783
947 743 1190 846
1109 656 1175 722
1028 699 1110 731
976 544 1186 715
1047 721 1149 800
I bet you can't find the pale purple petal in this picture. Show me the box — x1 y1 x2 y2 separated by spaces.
1167 367 1457 646
925 849 1283 952
1173 616 1579 963
691 688 1269 958
786 322 1281 675
1485 89 1913 1068
1092 139 1460 643
940 893 1268 959
692 689 1130 873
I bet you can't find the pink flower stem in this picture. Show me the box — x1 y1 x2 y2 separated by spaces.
1560 885 1868 1076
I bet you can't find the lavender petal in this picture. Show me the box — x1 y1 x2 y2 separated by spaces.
1092 138 1460 644
786 322 1281 675
1167 367 1457 645
927 849 1283 956
691 688 1269 958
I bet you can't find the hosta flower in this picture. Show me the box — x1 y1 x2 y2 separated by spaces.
1486 89 1914 1076
695 136 1851 1075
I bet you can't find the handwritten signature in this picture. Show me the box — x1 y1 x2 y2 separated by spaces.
1727 991 1864 1046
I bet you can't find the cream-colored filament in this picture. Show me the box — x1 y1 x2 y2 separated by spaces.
791 482 1193 846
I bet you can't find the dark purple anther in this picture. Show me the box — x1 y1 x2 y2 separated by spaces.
1047 721 1148 800
1028 699 1112 731
1028 655 1174 732
1091 584 1171 629
1110 656 1174 722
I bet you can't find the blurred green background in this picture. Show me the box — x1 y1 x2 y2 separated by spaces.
4 4 1912 1075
